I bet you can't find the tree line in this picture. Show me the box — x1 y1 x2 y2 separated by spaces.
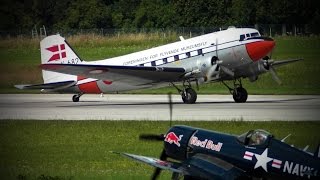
1 0 319 34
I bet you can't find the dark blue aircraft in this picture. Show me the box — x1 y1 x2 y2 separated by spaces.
117 125 320 180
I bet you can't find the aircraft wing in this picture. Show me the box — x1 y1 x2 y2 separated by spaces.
117 152 183 173
117 152 248 179
41 64 186 85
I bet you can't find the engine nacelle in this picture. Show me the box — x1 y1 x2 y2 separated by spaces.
239 60 268 80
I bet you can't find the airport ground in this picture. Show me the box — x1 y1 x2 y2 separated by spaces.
1 94 320 121
0 94 319 179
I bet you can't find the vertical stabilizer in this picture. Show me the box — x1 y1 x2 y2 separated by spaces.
40 35 82 83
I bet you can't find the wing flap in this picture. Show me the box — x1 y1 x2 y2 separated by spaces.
41 64 186 85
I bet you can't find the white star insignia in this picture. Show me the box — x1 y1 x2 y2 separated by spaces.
254 148 273 172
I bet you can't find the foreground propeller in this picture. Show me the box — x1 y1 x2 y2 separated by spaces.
151 149 167 180
139 134 164 141
139 93 172 141
139 93 173 179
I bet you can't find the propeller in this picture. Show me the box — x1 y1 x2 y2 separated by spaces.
138 93 173 179
168 93 172 127
263 55 282 85
139 93 172 141
151 149 167 180
206 38 220 81
269 66 282 84
139 134 165 141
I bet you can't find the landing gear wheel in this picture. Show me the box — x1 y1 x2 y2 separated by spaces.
182 88 197 104
72 95 80 102
233 87 248 103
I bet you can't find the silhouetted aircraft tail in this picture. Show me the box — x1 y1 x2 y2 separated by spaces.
40 34 82 84
15 35 81 91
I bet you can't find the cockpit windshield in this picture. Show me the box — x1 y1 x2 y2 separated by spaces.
238 129 272 146
239 31 261 41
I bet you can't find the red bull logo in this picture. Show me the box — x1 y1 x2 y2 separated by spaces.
46 44 66 62
164 132 183 147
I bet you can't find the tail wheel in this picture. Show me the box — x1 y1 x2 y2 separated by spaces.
233 87 248 103
72 95 80 102
182 88 197 104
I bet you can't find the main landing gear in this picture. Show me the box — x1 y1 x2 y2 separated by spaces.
72 92 84 102
222 79 248 103
172 81 197 104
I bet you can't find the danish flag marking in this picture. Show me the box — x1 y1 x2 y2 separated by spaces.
46 44 66 62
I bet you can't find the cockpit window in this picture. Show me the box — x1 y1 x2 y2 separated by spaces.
250 32 260 37
240 32 261 41
239 34 245 41
238 129 272 146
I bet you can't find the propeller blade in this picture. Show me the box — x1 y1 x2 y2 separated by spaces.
206 64 218 81
269 66 282 85
168 93 172 126
206 38 221 82
215 38 218 57
139 134 164 141
151 149 167 180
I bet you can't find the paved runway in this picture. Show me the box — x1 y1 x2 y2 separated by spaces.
0 94 319 121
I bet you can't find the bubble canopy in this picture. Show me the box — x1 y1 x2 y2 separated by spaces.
238 129 273 146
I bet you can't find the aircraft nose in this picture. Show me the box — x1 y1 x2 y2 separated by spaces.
245 38 275 61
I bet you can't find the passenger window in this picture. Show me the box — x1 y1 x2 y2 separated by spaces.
246 33 250 37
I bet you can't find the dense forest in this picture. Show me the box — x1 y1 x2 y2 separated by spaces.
1 0 320 34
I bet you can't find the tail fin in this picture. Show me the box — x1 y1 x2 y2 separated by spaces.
40 34 82 83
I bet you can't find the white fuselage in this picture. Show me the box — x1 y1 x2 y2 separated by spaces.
71 27 266 93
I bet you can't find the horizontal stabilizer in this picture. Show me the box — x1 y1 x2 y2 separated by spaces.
15 80 76 90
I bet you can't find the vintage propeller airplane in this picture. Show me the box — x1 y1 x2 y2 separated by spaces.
117 126 320 180
115 95 319 179
16 27 301 103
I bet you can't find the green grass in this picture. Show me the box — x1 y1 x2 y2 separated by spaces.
0 34 319 94
1 120 320 179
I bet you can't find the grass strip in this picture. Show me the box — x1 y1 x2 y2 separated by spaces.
0 120 319 179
